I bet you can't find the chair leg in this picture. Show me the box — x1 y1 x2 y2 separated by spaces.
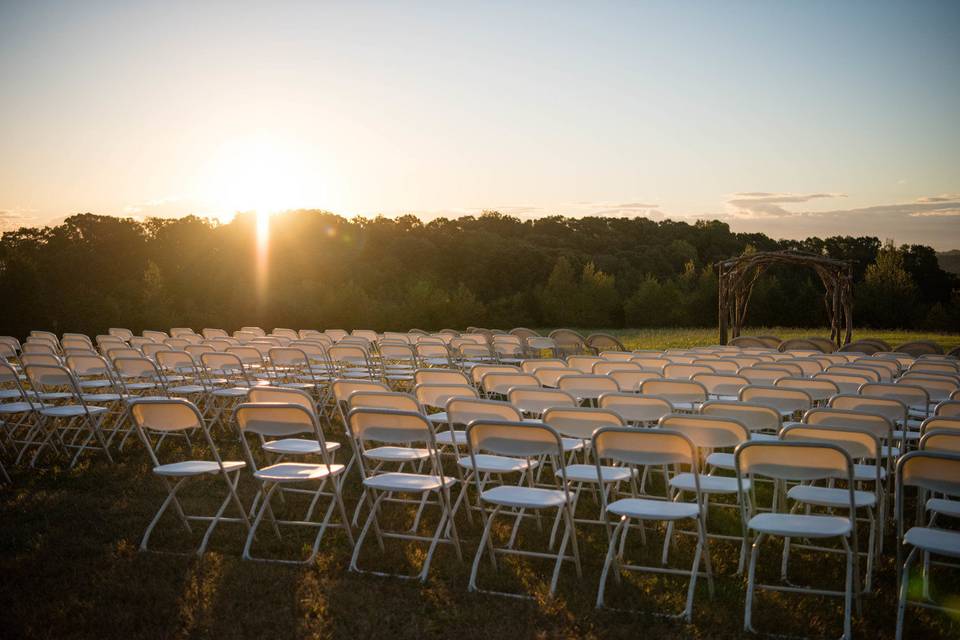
896 548 918 640
744 533 763 633
468 505 501 592
595 517 627 608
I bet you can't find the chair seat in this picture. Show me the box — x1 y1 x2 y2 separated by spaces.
892 430 922 441
670 472 749 494
123 383 158 391
363 446 430 462
561 437 585 452
458 454 536 474
363 472 455 493
254 462 344 482
263 438 340 455
480 485 569 509
168 384 207 395
0 401 41 414
607 497 700 521
434 428 466 445
748 513 851 538
927 498 960 519
212 387 250 398
904 527 960 559
787 484 876 509
428 412 449 423
565 463 635 484
853 463 886 482
78 379 112 389
81 393 123 403
154 460 245 477
37 391 73 401
40 405 108 417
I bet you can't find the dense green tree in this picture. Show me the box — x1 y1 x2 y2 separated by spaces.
0 210 954 336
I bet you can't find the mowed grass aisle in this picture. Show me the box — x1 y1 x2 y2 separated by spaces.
2 327 959 640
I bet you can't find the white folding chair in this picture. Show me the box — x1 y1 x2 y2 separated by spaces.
130 398 248 554
735 441 860 640
465 419 581 597
235 402 353 563
593 427 713 620
346 407 461 581
895 450 960 640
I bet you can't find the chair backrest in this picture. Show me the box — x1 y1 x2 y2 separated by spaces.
202 328 229 339
507 387 577 415
735 441 856 524
592 361 640 375
630 357 668 373
691 373 748 398
556 374 620 396
826 364 882 383
812 371 873 394
567 356 603 373
414 383 478 409
108 328 134 340
699 400 781 433
542 406 623 439
597 392 673 424
235 402 323 439
330 379 390 404
804 407 894 441
247 386 316 413
639 379 707 405
520 358 567 373
753 362 803 377
348 391 421 412
346 408 437 451
780 423 880 462
413 368 470 386
599 351 635 362
663 363 717 379
130 397 204 434
659 413 749 449
22 342 57 355
935 400 960 417
446 398 522 425
695 358 739 373
859 382 930 411
737 366 786 385
828 393 907 425
774 377 839 402
470 364 520 387
155 350 200 377
113 356 163 382
607 369 662 391
739 385 812 414
466 419 565 462
21 353 61 367
896 451 960 533
898 375 958 403
200 351 249 380
780 358 825 377
909 360 960 375
919 430 960 453
920 416 960 435
480 372 540 396
532 367 580 388
593 426 699 470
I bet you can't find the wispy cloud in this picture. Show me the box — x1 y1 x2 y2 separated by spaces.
726 192 847 218
0 207 38 231
122 195 184 215
916 194 960 204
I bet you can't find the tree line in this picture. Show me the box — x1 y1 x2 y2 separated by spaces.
0 210 956 338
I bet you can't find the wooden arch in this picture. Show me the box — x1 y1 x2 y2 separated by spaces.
717 250 854 348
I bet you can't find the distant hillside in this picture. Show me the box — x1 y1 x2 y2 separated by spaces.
938 250 960 275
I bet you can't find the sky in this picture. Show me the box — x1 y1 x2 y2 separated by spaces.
1 0 959 249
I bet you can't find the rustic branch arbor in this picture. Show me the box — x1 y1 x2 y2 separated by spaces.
717 250 854 348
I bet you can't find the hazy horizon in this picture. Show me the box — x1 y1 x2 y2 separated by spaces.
2 1 958 249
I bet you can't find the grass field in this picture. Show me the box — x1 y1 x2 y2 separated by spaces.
2 328 959 639
607 327 960 352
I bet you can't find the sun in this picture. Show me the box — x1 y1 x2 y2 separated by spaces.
199 133 311 219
